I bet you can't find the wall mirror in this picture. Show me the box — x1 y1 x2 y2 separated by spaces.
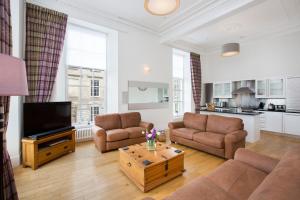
128 81 169 110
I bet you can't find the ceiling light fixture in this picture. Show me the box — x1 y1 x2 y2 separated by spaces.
144 0 180 16
221 43 240 57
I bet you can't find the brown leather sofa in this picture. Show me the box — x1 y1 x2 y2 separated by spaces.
165 146 300 200
92 112 153 152
168 112 247 159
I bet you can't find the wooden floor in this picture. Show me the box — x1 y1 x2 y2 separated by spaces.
14 132 300 200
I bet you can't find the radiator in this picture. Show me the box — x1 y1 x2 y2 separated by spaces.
75 126 93 142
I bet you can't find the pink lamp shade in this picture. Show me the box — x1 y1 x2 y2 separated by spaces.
0 53 28 96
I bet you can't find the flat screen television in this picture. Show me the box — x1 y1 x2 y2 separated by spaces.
23 102 72 139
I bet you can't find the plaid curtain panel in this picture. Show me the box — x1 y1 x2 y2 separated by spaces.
25 3 68 103
0 0 19 199
190 52 202 113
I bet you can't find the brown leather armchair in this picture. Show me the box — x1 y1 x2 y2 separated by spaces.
93 112 153 153
168 112 247 159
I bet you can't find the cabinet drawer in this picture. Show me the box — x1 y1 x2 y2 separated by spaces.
38 142 73 165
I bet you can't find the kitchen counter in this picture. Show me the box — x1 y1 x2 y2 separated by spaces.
201 109 262 116
201 111 261 143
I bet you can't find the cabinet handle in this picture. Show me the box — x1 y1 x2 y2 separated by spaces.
127 162 131 167
64 146 68 149
46 152 52 156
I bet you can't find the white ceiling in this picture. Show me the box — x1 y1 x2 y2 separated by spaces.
57 0 300 52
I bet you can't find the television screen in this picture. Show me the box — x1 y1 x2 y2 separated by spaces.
23 102 72 137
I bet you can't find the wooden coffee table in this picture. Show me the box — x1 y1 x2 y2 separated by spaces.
119 142 184 192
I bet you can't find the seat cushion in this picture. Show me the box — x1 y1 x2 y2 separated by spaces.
206 115 243 134
207 160 267 200
106 129 129 142
172 128 199 140
193 132 225 149
125 127 145 139
120 112 141 128
95 114 121 130
183 112 208 131
249 146 300 200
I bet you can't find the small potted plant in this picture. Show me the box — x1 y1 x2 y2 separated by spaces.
142 128 160 151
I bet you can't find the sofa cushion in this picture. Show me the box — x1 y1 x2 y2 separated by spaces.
207 159 267 200
193 132 225 149
106 129 129 142
183 112 207 131
165 177 236 200
172 128 199 140
95 114 121 130
125 127 145 139
249 146 300 200
206 115 243 134
120 112 141 128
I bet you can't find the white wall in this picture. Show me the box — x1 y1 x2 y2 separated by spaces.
118 30 173 129
202 31 300 83
7 0 24 167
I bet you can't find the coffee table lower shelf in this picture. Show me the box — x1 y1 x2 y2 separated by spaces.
119 142 184 192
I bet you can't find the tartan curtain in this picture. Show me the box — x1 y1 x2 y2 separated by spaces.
0 0 19 199
190 52 202 113
25 3 68 103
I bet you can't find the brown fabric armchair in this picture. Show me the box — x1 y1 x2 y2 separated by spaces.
93 112 153 153
168 112 247 159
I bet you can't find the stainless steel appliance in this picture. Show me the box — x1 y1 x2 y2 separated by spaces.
275 105 286 112
267 103 275 111
286 77 300 112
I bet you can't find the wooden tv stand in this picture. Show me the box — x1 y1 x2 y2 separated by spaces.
22 129 76 170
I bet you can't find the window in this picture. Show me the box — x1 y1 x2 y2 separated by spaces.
90 106 100 122
66 24 106 125
173 49 191 118
91 80 100 97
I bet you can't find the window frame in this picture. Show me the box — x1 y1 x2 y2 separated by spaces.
172 49 191 118
90 105 100 122
65 23 108 126
90 79 100 97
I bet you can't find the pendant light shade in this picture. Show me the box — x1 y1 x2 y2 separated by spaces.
221 43 240 57
144 0 180 16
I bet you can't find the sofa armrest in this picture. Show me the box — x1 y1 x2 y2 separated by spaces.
225 130 247 143
234 148 279 174
224 130 247 159
168 121 184 129
92 125 107 153
139 121 154 131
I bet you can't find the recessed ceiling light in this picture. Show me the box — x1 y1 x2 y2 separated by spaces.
144 0 180 16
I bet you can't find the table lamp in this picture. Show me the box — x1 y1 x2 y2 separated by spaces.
0 53 28 199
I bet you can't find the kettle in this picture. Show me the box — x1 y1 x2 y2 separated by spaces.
268 103 275 111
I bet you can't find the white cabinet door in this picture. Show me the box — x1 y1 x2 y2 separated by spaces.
263 112 283 133
283 113 300 136
255 80 268 98
269 78 285 98
213 82 232 98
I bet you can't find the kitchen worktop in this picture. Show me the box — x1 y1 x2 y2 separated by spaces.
200 109 262 116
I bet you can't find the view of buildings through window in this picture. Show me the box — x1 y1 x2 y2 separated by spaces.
66 24 107 125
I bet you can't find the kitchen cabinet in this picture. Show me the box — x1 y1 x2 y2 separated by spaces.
269 78 285 98
262 111 283 133
255 78 285 98
283 113 300 136
255 80 267 98
213 82 232 98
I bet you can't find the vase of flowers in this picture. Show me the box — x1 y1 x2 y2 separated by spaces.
142 128 160 151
